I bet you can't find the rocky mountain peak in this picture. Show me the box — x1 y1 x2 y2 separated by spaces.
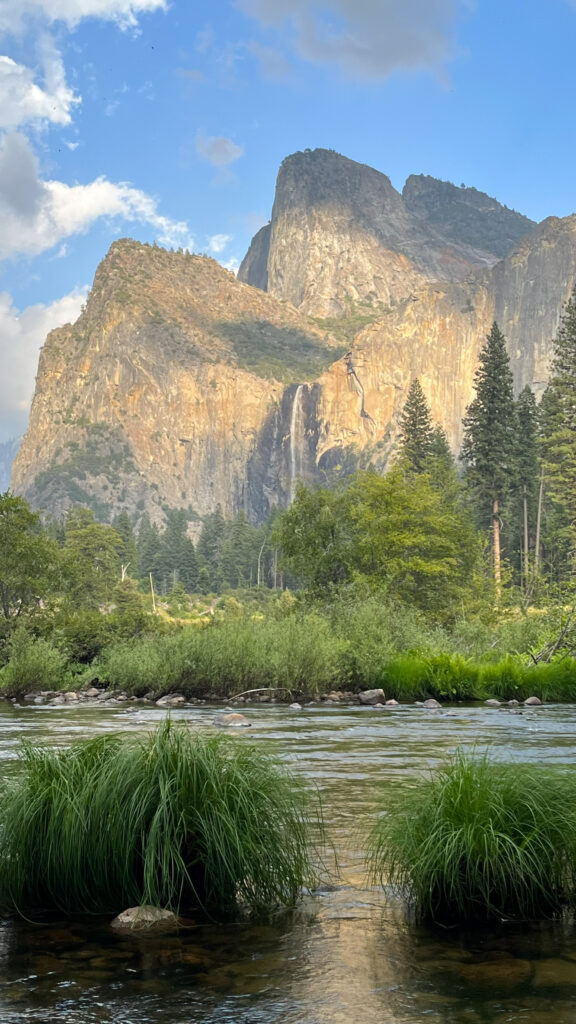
402 174 536 259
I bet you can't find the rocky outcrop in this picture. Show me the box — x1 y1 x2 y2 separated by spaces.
11 240 342 521
402 174 536 259
11 152 576 526
238 149 523 317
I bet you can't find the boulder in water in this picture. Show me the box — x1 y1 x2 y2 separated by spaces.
358 689 386 705
111 905 180 931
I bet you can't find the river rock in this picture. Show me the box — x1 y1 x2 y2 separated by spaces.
214 712 251 728
64 691 79 701
524 695 542 706
111 906 180 932
455 957 532 987
485 699 501 706
385 699 400 706
290 702 302 710
155 694 186 707
84 687 100 698
423 698 442 709
358 689 386 705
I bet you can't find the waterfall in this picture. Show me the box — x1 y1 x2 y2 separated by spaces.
289 384 305 503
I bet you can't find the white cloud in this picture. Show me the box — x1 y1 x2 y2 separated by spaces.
0 286 87 440
221 256 239 274
0 46 79 129
0 133 194 259
207 233 231 254
0 0 167 33
237 0 467 79
196 134 244 167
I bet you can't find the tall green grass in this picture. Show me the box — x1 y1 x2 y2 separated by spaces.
370 750 576 923
0 628 67 696
94 613 344 697
0 721 324 917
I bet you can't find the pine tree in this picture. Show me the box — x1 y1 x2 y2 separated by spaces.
513 387 540 586
397 379 434 472
461 322 516 593
541 286 576 567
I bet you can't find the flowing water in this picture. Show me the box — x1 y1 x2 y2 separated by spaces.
289 384 305 503
1 700 576 1023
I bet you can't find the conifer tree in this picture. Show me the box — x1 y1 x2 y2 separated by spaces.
397 378 434 472
541 285 576 565
513 386 540 584
461 322 516 593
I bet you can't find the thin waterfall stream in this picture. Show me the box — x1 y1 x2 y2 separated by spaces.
289 383 305 502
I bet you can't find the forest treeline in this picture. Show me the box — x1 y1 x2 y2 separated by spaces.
1 287 576 699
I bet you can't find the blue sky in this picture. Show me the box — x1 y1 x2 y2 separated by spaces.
1 0 575 440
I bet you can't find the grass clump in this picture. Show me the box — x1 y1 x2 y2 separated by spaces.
0 721 323 918
370 750 576 923
0 628 67 696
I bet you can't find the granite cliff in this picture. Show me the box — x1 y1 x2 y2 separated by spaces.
238 149 536 316
11 149 576 524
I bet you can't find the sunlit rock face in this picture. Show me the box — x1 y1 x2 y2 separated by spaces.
238 148 535 317
11 152 576 524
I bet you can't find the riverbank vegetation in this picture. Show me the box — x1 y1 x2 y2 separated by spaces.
0 721 322 917
370 751 576 922
1 291 576 701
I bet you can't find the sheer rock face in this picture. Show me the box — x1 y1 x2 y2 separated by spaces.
402 175 536 260
238 149 522 317
11 154 576 525
11 240 341 521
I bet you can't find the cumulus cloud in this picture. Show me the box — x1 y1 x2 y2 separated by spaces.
207 233 231 254
237 0 467 79
0 286 87 440
0 0 167 33
0 46 79 130
196 134 244 167
0 133 194 259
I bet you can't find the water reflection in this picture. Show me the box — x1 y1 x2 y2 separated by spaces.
0 701 576 1021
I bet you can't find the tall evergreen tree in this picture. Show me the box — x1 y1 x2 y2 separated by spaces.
541 285 576 568
397 379 434 472
513 386 540 585
461 322 516 593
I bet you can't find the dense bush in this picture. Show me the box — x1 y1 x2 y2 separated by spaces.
95 613 344 697
0 628 67 695
370 750 576 922
0 721 323 917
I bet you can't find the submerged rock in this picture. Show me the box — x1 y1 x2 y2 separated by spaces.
358 689 386 705
385 699 400 706
422 698 442 709
214 712 251 728
289 702 302 710
156 694 186 707
524 695 542 706
111 905 180 932
485 699 501 706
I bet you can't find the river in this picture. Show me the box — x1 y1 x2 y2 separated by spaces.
0 699 576 1023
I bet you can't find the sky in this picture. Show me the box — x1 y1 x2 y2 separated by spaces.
1 0 576 441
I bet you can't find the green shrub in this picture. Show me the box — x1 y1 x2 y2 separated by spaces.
0 628 67 695
96 613 343 698
370 750 576 923
0 721 324 917
423 653 480 700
